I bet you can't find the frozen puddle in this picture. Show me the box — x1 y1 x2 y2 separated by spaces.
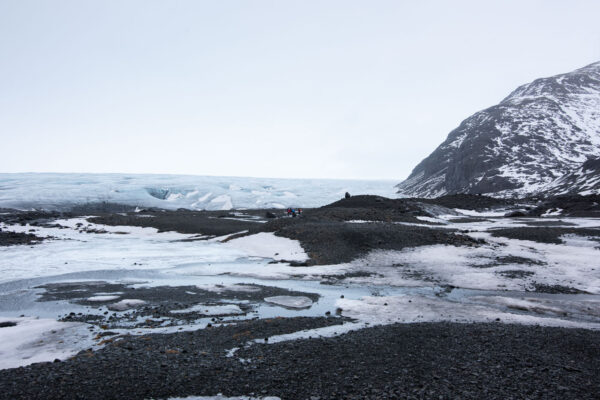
264 296 313 309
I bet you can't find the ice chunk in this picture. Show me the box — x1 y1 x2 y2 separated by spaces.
264 295 313 309
210 194 233 210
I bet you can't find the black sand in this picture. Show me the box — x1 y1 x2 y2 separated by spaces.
0 320 598 399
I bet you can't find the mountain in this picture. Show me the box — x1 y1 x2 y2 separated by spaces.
396 62 600 198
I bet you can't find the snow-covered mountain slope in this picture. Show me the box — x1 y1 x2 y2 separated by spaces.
0 173 397 211
544 156 600 196
396 61 600 198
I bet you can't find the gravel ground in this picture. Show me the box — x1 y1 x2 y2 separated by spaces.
78 196 486 265
88 209 276 237
529 194 600 217
0 230 47 246
490 227 600 244
0 319 598 399
263 220 481 265
412 193 512 209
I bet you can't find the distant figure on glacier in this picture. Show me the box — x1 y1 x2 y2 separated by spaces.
345 192 351 199
287 207 301 217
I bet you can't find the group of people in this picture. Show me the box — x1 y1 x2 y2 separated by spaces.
286 207 303 217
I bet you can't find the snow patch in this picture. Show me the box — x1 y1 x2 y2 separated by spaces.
227 232 308 262
0 317 93 370
107 299 146 311
336 295 600 329
87 295 120 302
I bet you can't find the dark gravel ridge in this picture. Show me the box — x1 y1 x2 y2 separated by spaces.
1 319 598 399
263 220 481 265
70 196 485 265
88 209 274 237
0 230 47 246
528 194 600 217
490 227 600 244
411 193 512 210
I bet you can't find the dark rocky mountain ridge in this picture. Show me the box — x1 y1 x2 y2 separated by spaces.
397 61 600 198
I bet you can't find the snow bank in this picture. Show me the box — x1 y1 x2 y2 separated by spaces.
0 317 93 370
227 232 308 262
0 218 246 284
336 295 600 329
87 295 120 302
415 216 448 224
264 296 313 309
340 229 600 294
252 322 366 345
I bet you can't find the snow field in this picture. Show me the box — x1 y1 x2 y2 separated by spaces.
0 317 94 370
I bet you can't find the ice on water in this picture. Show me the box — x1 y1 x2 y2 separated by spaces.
264 296 313 309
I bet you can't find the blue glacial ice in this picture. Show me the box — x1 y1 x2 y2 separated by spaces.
0 173 398 211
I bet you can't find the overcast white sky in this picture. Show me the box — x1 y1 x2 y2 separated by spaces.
1 1 599 180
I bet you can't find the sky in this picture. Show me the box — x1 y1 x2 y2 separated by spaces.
1 1 599 181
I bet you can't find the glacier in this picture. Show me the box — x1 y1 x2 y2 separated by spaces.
0 173 398 211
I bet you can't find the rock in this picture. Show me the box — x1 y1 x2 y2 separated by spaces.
504 210 527 217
